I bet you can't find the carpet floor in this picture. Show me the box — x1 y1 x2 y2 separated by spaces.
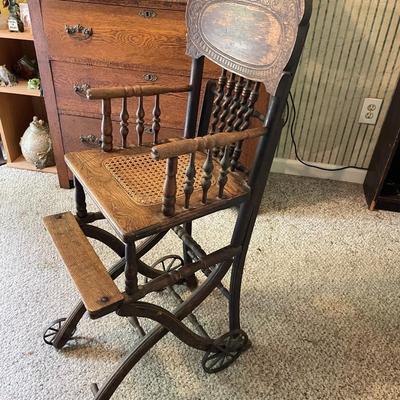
0 166 399 400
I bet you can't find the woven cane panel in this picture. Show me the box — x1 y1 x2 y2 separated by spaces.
103 154 213 206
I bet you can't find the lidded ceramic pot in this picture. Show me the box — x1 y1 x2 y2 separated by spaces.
20 116 55 169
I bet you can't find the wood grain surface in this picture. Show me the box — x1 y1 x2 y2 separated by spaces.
59 114 183 153
65 147 250 240
42 0 218 75
43 212 124 319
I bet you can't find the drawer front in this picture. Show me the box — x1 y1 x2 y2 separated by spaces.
42 0 218 76
52 61 190 129
60 114 182 154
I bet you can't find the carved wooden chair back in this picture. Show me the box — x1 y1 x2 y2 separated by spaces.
149 0 312 214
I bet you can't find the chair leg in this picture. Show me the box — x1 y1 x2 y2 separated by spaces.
74 176 88 219
182 222 198 290
228 253 247 331
92 325 168 400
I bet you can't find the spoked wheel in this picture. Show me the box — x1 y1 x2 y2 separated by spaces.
43 318 76 346
202 329 250 374
148 254 198 290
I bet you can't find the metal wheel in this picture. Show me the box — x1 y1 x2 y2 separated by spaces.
147 254 198 290
202 329 250 374
43 318 76 346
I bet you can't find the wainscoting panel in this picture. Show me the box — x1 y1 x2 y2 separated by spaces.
278 0 400 169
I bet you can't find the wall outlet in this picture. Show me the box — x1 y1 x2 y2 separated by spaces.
359 98 383 125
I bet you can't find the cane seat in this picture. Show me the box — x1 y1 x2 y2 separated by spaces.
65 145 250 241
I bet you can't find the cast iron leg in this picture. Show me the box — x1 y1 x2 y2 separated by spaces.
228 253 247 331
93 325 168 400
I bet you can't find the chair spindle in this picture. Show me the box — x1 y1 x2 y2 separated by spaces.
240 82 261 131
136 96 145 146
211 69 228 157
218 73 236 132
162 157 178 217
101 98 113 152
230 80 253 170
120 97 129 148
210 69 228 133
184 153 196 209
218 146 230 199
226 77 245 133
201 150 214 204
152 94 161 145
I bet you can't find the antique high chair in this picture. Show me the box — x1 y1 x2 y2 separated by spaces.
42 1 311 398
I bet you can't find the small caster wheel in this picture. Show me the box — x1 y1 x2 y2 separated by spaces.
43 318 76 346
202 329 250 374
90 383 99 396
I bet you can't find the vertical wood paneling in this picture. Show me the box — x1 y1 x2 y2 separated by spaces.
278 1 400 169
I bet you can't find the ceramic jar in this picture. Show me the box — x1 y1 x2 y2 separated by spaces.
20 116 55 169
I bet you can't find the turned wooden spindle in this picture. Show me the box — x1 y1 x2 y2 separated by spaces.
184 153 196 209
201 150 214 204
218 146 230 199
211 69 228 134
233 80 252 131
218 73 236 132
101 98 113 152
226 77 245 132
240 82 261 131
120 97 129 148
162 157 178 217
152 94 161 145
211 69 228 157
231 80 257 171
125 243 138 295
136 96 145 146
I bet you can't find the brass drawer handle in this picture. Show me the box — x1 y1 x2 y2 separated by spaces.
138 10 157 19
143 73 158 82
80 134 101 147
144 127 153 135
65 24 93 40
74 83 91 98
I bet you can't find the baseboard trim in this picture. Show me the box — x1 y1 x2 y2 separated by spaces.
271 158 367 184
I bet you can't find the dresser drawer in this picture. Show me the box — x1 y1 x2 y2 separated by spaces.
52 61 190 129
42 0 219 76
43 0 190 73
60 114 183 154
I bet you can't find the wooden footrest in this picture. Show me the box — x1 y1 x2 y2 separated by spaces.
43 212 124 319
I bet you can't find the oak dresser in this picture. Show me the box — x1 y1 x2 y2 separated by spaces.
29 0 264 188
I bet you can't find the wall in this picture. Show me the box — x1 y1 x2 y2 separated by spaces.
277 0 400 170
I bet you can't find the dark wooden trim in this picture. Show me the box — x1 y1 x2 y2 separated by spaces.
364 76 400 211
29 0 70 188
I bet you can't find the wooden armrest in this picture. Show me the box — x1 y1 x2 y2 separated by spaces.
86 84 192 100
151 127 267 161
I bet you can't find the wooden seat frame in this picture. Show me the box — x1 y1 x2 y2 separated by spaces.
43 1 312 399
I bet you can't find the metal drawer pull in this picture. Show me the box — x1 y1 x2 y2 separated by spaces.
143 73 158 82
74 83 91 98
80 135 101 147
65 24 93 40
138 10 157 19
144 127 153 134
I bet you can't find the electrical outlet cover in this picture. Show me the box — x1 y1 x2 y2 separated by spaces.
359 98 383 125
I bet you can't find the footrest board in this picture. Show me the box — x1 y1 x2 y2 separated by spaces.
43 212 124 319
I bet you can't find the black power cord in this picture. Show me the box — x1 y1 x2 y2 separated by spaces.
286 91 367 172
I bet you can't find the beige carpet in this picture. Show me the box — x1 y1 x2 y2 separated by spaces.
0 166 399 400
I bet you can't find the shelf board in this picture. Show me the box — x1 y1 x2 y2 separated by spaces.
0 28 33 41
0 80 41 97
7 155 57 174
